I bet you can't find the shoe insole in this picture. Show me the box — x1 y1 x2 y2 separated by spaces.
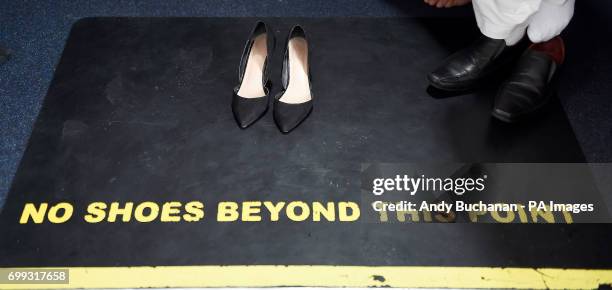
280 37 311 104
237 34 267 98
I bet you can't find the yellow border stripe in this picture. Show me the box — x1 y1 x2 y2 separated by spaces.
1 266 612 289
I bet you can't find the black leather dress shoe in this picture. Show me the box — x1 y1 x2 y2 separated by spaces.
273 25 313 134
232 21 275 129
492 50 559 123
428 36 526 91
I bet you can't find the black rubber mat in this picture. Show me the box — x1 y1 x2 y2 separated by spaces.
0 17 610 268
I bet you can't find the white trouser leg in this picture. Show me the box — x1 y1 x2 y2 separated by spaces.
472 0 575 45
527 0 575 43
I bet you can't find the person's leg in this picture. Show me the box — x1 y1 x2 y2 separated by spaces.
472 0 542 45
527 0 575 45
428 0 536 91
491 0 575 123
493 0 575 122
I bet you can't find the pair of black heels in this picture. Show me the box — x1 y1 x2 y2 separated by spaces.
232 22 313 134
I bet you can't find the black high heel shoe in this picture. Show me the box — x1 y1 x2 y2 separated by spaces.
232 21 275 129
273 25 313 134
